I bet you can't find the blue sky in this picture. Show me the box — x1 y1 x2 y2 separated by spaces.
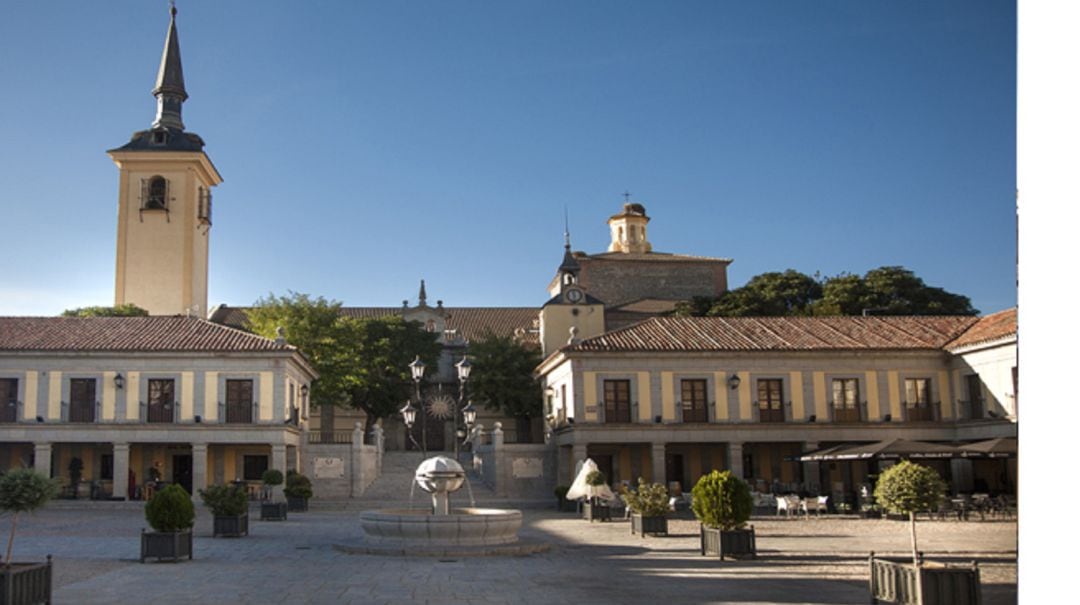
0 0 1016 315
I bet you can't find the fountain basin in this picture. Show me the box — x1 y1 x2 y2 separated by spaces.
359 508 522 546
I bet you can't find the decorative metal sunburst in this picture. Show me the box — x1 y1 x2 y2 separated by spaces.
426 394 456 420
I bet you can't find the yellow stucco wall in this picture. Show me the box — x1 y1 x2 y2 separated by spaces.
737 371 751 420
259 372 274 421
204 372 218 421
887 371 901 418
713 371 728 421
637 372 652 422
22 371 37 421
938 370 953 419
126 371 141 420
789 371 804 418
181 372 195 421
865 371 880 419
661 372 675 421
812 372 827 420
102 371 116 421
584 372 598 421
48 372 61 420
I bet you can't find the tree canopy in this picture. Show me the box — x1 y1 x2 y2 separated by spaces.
247 292 440 433
466 333 543 419
61 303 149 317
673 266 977 317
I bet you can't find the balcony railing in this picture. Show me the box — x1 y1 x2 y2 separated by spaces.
147 400 175 424
308 431 353 445
0 400 17 423
833 406 862 423
758 407 785 423
681 406 709 423
906 406 934 422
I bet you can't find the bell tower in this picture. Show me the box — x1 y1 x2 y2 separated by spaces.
108 5 222 318
539 231 605 356
607 199 652 254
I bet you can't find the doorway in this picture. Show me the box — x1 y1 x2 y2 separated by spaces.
172 454 193 495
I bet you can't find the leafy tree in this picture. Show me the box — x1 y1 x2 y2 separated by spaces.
0 468 59 565
815 266 977 316
873 461 947 567
673 266 976 317
341 316 441 435
466 333 543 440
61 303 149 317
247 292 441 435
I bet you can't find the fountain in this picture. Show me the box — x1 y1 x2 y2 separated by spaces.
339 455 547 556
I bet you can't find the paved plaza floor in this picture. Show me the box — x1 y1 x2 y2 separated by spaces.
11 504 1016 605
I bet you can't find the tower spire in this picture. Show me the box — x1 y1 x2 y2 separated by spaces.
418 280 428 306
152 3 188 131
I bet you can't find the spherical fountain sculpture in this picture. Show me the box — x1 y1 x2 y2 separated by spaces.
344 455 544 556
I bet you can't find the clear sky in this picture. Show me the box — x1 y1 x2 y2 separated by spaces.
0 0 1016 316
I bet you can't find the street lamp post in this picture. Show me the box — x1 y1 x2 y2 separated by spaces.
454 356 473 459
409 356 426 455
399 400 422 453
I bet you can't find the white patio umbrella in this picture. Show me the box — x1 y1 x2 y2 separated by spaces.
565 458 615 502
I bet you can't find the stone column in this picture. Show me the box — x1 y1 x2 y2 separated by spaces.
351 422 364 498
191 444 208 496
271 444 287 500
33 443 51 478
650 443 666 486
112 443 130 499
727 442 744 480
802 441 820 494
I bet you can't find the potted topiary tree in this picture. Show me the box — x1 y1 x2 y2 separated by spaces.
140 483 194 563
259 469 287 521
691 470 756 560
284 471 313 512
623 478 669 537
0 468 58 605
869 460 981 605
582 470 611 522
199 484 249 537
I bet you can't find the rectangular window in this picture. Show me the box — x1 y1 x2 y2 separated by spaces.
0 378 17 424
904 378 933 422
831 378 861 423
69 378 96 423
757 379 784 423
147 379 175 424
243 455 269 481
680 379 708 423
603 380 632 423
964 374 983 419
226 379 254 424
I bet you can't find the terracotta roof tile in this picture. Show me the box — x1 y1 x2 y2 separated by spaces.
0 316 293 353
946 308 1017 351
568 315 980 353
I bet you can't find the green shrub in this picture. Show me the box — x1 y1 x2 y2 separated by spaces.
621 478 669 517
691 470 753 531
284 471 313 499
585 470 606 486
199 484 249 517
554 485 570 501
0 468 60 564
261 469 284 487
144 484 195 533
873 461 946 515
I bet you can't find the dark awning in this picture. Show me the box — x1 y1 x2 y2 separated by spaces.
959 437 1017 458
795 438 961 462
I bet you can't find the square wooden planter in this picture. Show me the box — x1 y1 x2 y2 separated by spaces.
140 530 193 563
261 502 288 521
213 513 249 537
0 556 52 605
869 553 981 605
583 502 611 522
700 525 757 560
286 496 309 512
630 513 668 537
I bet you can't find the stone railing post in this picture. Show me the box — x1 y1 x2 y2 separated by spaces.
492 422 505 449
371 424 385 475
351 422 364 498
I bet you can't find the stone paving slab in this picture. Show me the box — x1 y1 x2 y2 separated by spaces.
8 505 1017 605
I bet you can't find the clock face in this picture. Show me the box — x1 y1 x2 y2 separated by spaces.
565 287 584 303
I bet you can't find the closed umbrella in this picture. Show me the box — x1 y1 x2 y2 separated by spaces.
565 458 615 502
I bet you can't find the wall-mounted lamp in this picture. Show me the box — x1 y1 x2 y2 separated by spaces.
113 373 125 390
654 415 663 424
194 415 202 423
727 374 741 390
36 415 44 423
300 384 309 397
808 414 816 423
883 414 892 422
